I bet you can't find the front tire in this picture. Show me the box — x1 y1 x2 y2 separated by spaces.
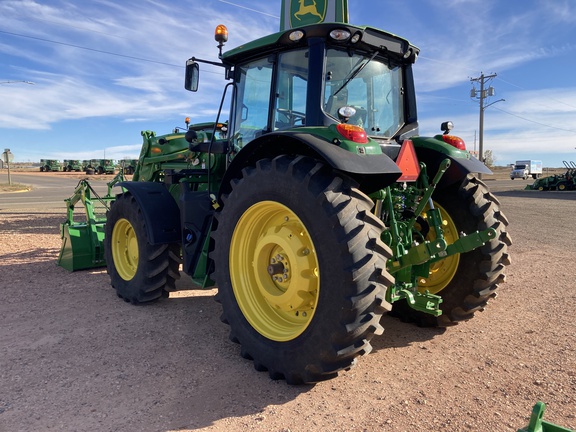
105 193 181 304
390 175 511 327
212 155 393 384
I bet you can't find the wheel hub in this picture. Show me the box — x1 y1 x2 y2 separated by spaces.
254 225 316 313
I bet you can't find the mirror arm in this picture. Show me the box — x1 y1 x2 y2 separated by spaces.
189 57 227 68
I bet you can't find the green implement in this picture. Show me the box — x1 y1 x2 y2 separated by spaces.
518 402 574 432
57 172 124 271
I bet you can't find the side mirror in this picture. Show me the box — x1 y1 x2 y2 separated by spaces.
185 129 198 144
185 60 199 92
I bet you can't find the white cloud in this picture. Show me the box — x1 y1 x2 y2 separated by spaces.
0 0 276 133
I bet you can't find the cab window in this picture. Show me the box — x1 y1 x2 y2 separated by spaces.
273 49 308 130
233 57 273 149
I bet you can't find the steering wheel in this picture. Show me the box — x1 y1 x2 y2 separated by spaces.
276 108 306 126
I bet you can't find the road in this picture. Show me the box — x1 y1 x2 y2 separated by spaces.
1 170 538 202
0 172 118 210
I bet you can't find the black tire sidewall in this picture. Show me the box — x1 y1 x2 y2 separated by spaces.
213 156 387 381
105 193 165 302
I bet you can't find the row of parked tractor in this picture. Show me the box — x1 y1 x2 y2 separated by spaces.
526 161 576 191
39 159 138 175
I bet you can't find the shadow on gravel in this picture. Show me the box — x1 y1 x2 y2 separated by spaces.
370 314 446 352
0 211 62 235
1 250 311 432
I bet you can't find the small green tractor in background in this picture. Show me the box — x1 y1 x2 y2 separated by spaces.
119 159 138 175
91 159 116 175
39 159 62 172
526 161 576 191
91 3 512 384
82 160 93 173
63 159 82 172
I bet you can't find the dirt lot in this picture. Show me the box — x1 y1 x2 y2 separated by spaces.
1 176 575 432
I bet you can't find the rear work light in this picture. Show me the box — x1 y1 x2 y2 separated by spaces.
336 123 368 143
441 134 466 150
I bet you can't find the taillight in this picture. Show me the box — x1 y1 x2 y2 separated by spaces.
442 134 466 150
336 123 368 143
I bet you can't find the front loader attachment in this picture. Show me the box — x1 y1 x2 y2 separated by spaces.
57 173 125 271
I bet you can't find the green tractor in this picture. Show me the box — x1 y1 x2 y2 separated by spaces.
526 161 576 191
102 3 511 384
39 159 62 172
119 159 138 175
92 159 116 175
82 160 94 173
63 159 82 172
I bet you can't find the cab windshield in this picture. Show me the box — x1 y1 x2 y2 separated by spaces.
324 48 404 138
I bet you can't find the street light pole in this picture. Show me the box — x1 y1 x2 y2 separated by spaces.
2 149 13 185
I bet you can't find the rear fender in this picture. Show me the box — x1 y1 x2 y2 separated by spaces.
116 182 181 245
412 136 492 187
219 131 402 197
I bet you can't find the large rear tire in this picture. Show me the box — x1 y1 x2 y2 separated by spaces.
212 155 393 384
390 174 511 327
105 193 181 304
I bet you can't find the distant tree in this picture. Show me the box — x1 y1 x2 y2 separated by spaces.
483 150 495 167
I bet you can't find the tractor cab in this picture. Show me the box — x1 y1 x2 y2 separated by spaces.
186 23 419 165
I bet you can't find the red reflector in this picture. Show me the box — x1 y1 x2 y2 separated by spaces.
396 139 420 182
442 134 466 150
336 123 368 144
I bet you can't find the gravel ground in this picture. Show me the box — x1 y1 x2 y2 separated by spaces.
1 179 575 432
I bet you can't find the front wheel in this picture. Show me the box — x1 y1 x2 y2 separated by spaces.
212 155 393 384
104 193 181 303
390 175 512 327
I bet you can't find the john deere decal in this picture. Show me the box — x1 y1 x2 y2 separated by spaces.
280 0 348 30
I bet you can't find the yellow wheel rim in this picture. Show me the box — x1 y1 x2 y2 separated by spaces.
559 184 566 191
230 201 319 341
417 202 460 295
111 218 139 281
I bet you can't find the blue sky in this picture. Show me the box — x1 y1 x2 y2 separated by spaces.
1 0 576 167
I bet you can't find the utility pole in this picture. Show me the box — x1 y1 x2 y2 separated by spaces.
470 73 504 178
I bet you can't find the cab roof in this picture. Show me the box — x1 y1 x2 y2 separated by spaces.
221 22 419 65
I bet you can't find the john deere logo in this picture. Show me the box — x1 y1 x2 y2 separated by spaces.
290 0 327 27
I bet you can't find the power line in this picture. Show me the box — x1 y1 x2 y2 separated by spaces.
492 106 576 133
217 1 279 19
0 29 182 68
496 74 576 110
